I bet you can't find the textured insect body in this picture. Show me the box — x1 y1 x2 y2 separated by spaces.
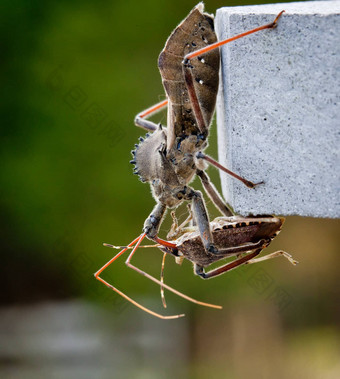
158 4 219 148
131 4 284 246
172 216 284 267
132 3 243 251
166 217 294 283
132 128 200 207
132 4 219 208
157 214 296 282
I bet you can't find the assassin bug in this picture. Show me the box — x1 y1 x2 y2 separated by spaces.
95 4 286 318
131 3 284 253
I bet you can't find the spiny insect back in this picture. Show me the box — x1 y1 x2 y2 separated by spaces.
131 125 206 207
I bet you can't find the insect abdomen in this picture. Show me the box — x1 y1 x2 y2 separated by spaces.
158 4 219 140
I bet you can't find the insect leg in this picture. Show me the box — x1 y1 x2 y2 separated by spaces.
95 234 183 319
135 99 168 132
182 65 207 135
184 11 285 61
246 250 298 266
166 208 193 240
166 211 179 240
196 169 234 216
196 152 263 189
125 234 222 310
182 10 284 135
143 202 167 239
186 189 217 253
195 248 263 279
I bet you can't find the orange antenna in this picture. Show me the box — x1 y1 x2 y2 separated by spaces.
95 233 222 319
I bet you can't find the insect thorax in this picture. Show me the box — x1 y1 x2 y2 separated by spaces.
131 126 207 207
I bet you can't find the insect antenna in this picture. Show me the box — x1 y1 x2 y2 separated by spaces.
95 234 184 319
126 234 223 311
103 243 160 249
104 241 170 309
160 253 167 308
97 233 222 319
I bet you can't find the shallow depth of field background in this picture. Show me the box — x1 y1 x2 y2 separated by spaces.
1 0 339 378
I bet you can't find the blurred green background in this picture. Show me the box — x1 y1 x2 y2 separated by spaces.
1 0 339 378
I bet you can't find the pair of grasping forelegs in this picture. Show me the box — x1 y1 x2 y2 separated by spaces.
143 185 228 255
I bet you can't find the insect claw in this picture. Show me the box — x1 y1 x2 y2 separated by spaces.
158 142 167 156
182 57 193 68
245 180 264 188
129 159 136 164
208 245 219 254
272 10 285 26
139 137 144 142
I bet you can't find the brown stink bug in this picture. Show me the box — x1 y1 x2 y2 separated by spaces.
95 4 287 318
100 214 297 319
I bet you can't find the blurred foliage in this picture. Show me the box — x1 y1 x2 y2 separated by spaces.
1 0 340 375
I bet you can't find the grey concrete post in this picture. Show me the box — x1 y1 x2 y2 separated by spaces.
215 1 340 218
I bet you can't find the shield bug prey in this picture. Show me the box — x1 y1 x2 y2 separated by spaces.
95 3 288 319
156 212 297 310
101 213 297 319
159 213 297 280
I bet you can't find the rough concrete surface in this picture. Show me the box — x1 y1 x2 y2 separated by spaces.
215 1 340 218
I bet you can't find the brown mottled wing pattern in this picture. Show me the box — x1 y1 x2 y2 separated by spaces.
176 217 283 267
176 225 266 267
158 4 219 145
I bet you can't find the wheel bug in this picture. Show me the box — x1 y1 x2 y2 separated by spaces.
95 4 286 318
132 3 284 253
